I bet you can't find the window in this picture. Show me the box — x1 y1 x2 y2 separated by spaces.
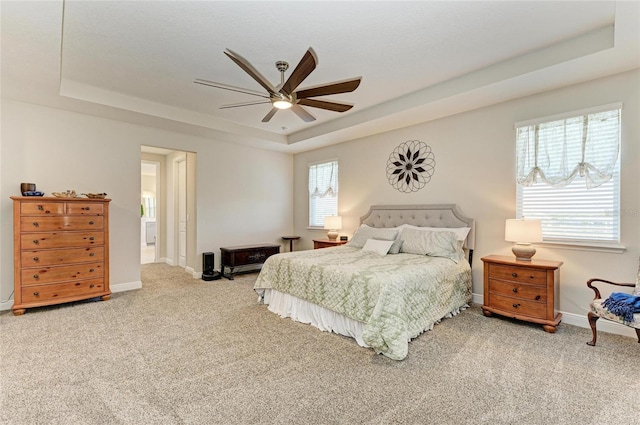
308 160 338 227
515 104 621 245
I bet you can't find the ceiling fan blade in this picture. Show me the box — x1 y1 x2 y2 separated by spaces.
224 49 277 95
295 77 362 99
220 100 272 109
262 108 278 122
193 79 269 98
297 99 353 112
291 104 316 122
280 47 318 96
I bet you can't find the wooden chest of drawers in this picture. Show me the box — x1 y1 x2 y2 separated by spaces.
11 196 111 315
481 255 563 333
220 244 280 280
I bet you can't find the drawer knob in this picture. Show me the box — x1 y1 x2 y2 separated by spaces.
33 274 39 279
535 295 541 301
33 257 39 262
33 292 39 296
529 275 535 279
512 303 521 308
89 253 95 257
32 240 39 245
38 205 44 211
90 284 95 288
511 273 518 278
512 287 518 293
89 220 95 225
89 237 95 241
89 268 95 273
32 222 39 227
84 206 91 211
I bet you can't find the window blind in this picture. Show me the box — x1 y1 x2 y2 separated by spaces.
308 161 338 227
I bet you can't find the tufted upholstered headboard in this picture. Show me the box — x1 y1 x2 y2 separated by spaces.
360 204 476 263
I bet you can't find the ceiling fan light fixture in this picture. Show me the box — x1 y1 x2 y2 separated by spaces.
272 99 293 109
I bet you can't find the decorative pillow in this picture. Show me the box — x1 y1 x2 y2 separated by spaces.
347 225 402 253
361 239 395 256
400 224 471 242
399 228 463 262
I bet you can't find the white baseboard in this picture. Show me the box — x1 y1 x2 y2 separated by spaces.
1 300 13 311
111 280 142 293
471 292 637 339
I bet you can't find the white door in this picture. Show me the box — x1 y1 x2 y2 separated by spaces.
178 159 187 268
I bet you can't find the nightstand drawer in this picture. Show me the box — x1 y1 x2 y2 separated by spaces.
488 263 547 285
488 278 547 302
489 293 547 319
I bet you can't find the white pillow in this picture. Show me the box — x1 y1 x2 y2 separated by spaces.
400 224 471 242
361 239 394 256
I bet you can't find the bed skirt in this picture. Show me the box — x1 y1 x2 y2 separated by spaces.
257 289 468 350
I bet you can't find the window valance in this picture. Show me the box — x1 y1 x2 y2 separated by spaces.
515 105 621 189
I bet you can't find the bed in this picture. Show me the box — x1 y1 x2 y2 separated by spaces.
253 204 475 360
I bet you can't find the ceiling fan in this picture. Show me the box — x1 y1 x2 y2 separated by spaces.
194 47 361 123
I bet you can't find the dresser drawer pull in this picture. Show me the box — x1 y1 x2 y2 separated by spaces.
33 292 39 297
33 274 39 279
511 273 517 278
33 257 39 262
83 206 91 211
90 284 95 288
38 205 44 211
535 295 541 300
512 287 518 293
529 275 535 279
512 303 521 308
89 221 95 225
32 240 39 245
89 253 95 257
32 222 39 227
89 268 95 273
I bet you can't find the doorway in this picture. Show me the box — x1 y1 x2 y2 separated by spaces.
141 160 159 264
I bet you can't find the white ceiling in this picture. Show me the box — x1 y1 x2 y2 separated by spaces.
2 1 639 153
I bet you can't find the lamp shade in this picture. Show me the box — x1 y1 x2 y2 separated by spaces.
505 219 542 243
324 216 342 230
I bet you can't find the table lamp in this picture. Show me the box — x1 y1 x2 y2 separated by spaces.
324 216 342 240
505 218 543 261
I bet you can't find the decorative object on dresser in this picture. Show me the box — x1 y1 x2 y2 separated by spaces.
323 216 342 240
481 255 562 333
585 256 640 346
10 196 111 315
220 244 280 280
313 239 348 249
505 218 543 261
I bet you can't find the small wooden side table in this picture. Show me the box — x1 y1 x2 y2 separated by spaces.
481 255 563 333
281 236 300 252
313 239 348 249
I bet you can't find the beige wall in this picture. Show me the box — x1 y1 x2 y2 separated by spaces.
293 69 640 334
0 100 294 308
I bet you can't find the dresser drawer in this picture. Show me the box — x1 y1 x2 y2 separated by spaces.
22 262 104 285
21 278 106 304
21 231 104 249
20 202 65 215
21 247 104 267
489 293 547 319
488 263 547 285
488 278 547 302
66 202 104 215
20 216 104 232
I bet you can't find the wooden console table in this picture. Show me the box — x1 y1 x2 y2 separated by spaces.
220 244 280 280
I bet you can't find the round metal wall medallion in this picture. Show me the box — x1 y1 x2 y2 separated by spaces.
386 140 435 193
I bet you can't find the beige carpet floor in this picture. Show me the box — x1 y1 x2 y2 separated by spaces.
1 263 638 425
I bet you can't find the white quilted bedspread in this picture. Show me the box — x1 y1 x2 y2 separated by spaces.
254 246 472 360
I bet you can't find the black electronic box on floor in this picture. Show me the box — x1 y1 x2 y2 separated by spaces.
202 252 221 281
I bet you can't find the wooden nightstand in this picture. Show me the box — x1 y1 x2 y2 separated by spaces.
481 255 563 333
313 239 348 249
